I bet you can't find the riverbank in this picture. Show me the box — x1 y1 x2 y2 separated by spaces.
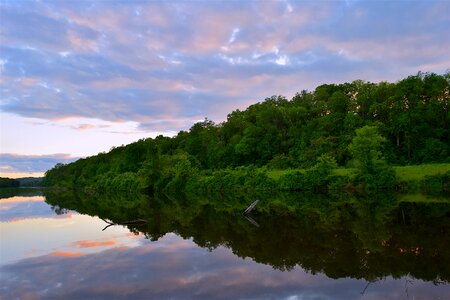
266 163 450 181
44 161 450 195
181 163 450 194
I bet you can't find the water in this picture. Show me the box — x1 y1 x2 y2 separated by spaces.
1 189 449 299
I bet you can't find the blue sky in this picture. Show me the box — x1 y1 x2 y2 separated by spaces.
0 0 449 177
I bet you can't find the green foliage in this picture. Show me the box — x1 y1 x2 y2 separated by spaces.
277 155 338 191
267 154 298 170
421 171 450 194
44 72 449 192
196 166 275 192
313 154 338 175
278 171 306 191
349 125 386 174
0 177 20 188
16 177 44 187
348 125 397 189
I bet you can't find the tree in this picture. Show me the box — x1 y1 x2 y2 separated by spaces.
349 126 386 175
349 126 396 188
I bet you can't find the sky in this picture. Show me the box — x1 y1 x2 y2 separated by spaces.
0 0 449 178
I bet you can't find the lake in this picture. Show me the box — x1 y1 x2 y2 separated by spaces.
1 188 449 299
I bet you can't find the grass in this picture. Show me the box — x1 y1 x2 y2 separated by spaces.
266 163 450 181
267 167 354 179
398 193 450 203
266 169 301 179
393 163 450 181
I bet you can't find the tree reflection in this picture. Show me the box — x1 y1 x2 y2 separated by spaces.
44 189 450 283
50 204 70 215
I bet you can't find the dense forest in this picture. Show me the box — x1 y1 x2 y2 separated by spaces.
45 72 450 192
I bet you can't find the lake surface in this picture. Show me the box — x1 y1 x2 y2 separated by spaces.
1 189 449 299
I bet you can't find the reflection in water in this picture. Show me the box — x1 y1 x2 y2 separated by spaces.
0 196 66 223
0 189 51 222
2 233 449 300
43 190 450 281
1 189 449 299
0 187 43 200
0 189 137 265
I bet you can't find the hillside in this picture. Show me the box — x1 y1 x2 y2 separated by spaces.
45 72 450 192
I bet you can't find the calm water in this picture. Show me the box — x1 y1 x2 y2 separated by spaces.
1 189 449 300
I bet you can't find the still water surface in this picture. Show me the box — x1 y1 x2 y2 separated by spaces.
1 189 449 299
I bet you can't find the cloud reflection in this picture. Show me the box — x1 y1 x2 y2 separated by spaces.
0 196 71 222
1 233 448 300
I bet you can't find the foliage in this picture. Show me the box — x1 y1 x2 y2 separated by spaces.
348 125 397 189
44 72 449 192
349 126 386 174
0 177 20 188
0 177 43 188
421 171 450 194
16 177 44 187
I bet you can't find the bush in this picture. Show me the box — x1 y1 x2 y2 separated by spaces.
267 154 298 170
278 171 306 190
353 164 397 190
421 171 450 194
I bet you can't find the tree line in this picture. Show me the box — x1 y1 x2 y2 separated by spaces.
0 177 20 188
45 72 449 192
0 177 44 188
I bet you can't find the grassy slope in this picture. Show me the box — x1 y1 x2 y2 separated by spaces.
393 163 450 181
267 163 450 181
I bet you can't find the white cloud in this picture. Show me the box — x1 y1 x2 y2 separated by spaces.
275 55 288 66
228 27 240 43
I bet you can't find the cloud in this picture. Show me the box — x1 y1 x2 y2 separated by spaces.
0 0 448 135
0 153 78 174
50 251 83 257
51 251 83 257
72 240 119 248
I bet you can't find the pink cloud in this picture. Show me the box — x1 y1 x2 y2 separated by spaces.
70 124 112 131
51 251 83 257
72 240 119 248
67 30 98 52
0 196 44 204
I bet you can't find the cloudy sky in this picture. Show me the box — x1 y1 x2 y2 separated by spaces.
0 0 449 177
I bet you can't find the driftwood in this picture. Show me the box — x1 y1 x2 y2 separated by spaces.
243 200 259 215
100 218 147 231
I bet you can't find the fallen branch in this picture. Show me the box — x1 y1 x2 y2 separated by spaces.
243 200 259 215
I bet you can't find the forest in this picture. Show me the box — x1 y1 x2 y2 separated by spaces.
44 72 450 193
0 177 43 188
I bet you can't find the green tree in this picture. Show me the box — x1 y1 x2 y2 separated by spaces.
349 126 386 175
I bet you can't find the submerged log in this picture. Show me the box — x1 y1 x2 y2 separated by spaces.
243 200 259 215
